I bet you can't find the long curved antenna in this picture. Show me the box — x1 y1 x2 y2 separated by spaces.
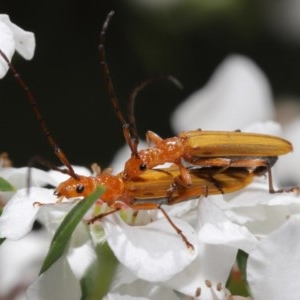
0 49 78 179
127 75 183 149
99 11 139 157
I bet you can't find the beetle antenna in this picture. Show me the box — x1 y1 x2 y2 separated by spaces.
99 11 139 157
0 49 78 179
127 75 183 149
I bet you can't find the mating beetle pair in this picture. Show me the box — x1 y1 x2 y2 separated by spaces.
0 11 295 249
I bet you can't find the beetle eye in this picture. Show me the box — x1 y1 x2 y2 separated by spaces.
76 184 84 194
139 163 147 171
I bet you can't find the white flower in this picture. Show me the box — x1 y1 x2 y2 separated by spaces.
27 254 82 300
171 54 274 132
247 215 300 300
277 117 300 184
0 164 95 299
1 53 300 299
163 197 257 299
101 54 299 298
0 166 57 203
26 225 97 300
0 230 50 299
0 165 92 240
0 14 35 78
101 213 198 282
0 166 199 297
168 54 300 298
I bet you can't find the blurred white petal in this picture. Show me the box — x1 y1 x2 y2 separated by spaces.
247 216 300 300
199 222 257 253
0 20 14 77
278 117 300 184
242 120 282 136
223 183 300 236
0 230 50 297
0 187 55 240
171 55 274 132
27 254 81 300
107 268 180 299
0 167 57 189
0 14 35 78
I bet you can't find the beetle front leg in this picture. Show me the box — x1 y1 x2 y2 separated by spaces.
131 200 194 250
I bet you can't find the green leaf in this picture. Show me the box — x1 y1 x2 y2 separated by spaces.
39 186 105 275
0 177 15 191
236 249 248 281
226 250 250 296
81 242 119 300
0 237 5 246
0 209 5 246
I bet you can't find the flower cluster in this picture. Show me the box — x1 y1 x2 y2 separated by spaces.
1 14 300 300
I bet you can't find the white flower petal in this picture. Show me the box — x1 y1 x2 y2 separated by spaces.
0 20 14 78
278 117 300 184
165 243 235 298
105 294 149 300
224 182 300 208
0 187 55 240
171 55 274 132
0 14 35 60
67 233 97 279
161 197 254 297
161 198 198 218
27 254 81 300
109 265 138 290
0 167 57 189
197 198 257 252
247 216 300 300
37 203 77 236
0 230 50 296
199 222 257 253
107 270 180 299
242 120 283 136
222 184 300 236
198 196 228 225
101 214 198 281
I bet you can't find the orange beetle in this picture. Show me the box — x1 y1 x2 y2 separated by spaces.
99 11 293 193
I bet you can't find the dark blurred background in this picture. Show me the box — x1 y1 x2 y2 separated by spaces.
1 0 300 168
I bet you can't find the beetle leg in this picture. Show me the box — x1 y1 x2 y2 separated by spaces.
146 130 163 147
265 165 300 193
91 163 102 176
166 181 179 202
132 200 194 250
158 205 194 251
178 162 192 186
164 161 193 202
87 207 121 224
